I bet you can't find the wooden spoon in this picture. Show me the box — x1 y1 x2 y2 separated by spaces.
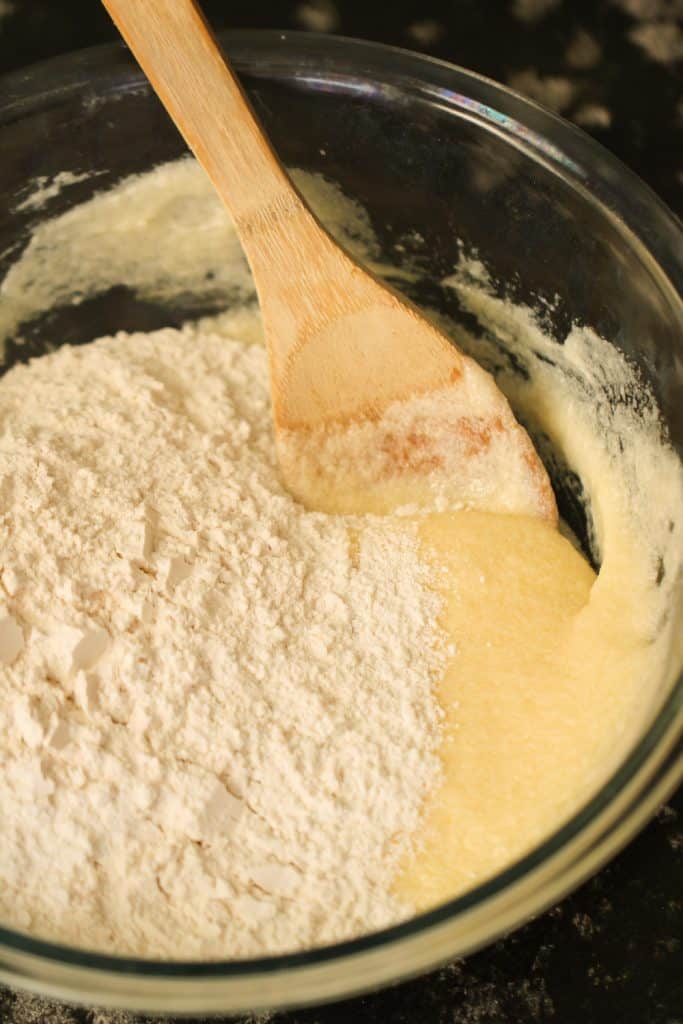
102 0 557 523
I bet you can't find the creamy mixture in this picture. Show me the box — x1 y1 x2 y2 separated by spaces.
0 160 680 958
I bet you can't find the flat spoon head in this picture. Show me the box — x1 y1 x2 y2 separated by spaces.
270 229 556 520
102 0 557 523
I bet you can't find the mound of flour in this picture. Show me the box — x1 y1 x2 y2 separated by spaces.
0 307 444 958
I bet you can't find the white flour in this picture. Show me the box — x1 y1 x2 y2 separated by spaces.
0 307 445 958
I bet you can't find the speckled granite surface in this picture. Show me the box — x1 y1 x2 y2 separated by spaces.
0 1 681 1022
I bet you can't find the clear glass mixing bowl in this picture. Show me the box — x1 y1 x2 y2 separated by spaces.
0 30 681 1015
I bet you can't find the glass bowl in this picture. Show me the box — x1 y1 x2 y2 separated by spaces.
0 30 681 1015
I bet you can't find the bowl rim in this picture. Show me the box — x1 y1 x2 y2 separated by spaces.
0 28 681 1013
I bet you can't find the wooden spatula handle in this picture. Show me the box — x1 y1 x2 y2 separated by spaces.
102 0 296 231
102 0 558 523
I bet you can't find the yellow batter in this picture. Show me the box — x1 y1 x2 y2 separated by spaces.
398 510 648 906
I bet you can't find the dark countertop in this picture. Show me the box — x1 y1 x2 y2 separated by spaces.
0 2 681 1022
